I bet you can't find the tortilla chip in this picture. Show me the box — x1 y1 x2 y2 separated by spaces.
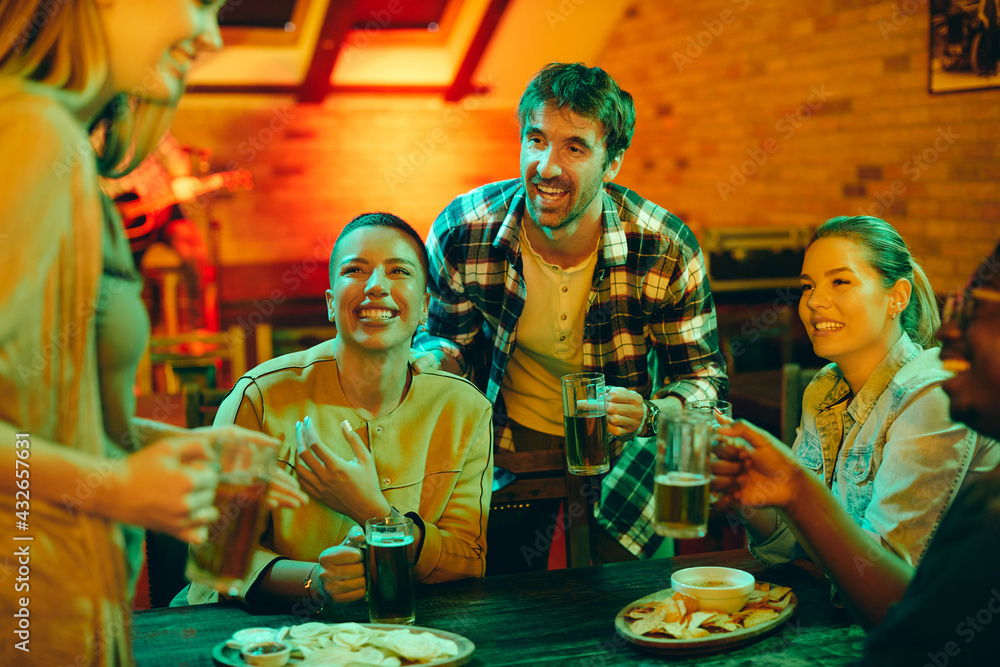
682 626 711 639
626 604 657 619
381 631 458 662
703 615 740 632
770 594 792 611
686 611 716 630
656 598 685 623
742 609 780 628
629 604 668 636
291 622 337 639
297 646 359 665
657 622 687 638
672 591 701 613
769 585 792 602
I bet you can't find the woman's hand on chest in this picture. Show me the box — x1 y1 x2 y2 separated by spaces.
295 416 391 523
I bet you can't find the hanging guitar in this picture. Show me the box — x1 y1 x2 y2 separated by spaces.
113 169 253 252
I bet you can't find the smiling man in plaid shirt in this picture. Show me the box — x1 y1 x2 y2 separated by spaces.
413 62 727 570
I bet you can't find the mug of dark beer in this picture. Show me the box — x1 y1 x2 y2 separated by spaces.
560 372 610 475
185 438 278 596
654 413 712 539
365 516 416 625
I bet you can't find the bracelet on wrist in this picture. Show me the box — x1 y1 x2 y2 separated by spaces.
302 563 325 614
636 402 648 437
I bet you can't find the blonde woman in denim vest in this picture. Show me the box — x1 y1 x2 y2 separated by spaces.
714 216 997 579
714 240 1000 665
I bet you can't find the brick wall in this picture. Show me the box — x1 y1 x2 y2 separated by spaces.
170 0 1000 304
599 0 1000 291
171 95 519 268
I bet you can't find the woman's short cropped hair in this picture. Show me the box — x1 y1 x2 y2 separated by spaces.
329 212 429 285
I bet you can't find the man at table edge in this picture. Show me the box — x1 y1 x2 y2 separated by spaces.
413 61 728 567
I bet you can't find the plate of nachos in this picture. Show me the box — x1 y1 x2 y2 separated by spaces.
614 582 797 655
212 622 474 666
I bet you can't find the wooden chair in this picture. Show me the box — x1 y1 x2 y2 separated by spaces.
781 363 821 445
254 323 337 363
491 450 592 568
182 383 231 428
138 325 247 394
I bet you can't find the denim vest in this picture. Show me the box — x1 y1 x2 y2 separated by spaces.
751 333 999 568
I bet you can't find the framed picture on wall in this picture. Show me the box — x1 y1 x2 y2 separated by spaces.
929 0 1000 93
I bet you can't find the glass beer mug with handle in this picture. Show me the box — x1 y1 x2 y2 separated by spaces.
365 516 416 625
560 372 611 475
185 437 279 597
654 413 712 539
684 399 733 505
685 399 732 421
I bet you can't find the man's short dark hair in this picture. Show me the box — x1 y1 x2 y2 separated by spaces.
329 212 429 286
516 62 636 167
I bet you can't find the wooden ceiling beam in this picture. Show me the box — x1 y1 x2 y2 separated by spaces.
298 0 361 104
444 0 511 102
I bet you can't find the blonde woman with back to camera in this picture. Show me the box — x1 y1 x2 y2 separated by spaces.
0 2 304 665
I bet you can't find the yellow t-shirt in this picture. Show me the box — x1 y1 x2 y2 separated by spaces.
500 227 598 435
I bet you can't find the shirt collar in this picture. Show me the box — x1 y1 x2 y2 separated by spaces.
494 184 527 262
496 185 628 270
599 188 629 269
847 332 920 424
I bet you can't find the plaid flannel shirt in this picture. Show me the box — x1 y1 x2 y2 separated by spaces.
414 178 728 557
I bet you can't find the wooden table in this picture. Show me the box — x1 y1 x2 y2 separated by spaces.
132 549 865 666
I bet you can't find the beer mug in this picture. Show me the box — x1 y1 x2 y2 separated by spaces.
684 399 733 504
685 399 732 421
185 438 278 596
365 516 416 625
560 372 610 475
654 414 712 539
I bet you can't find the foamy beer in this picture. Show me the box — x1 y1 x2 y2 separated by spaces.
654 413 712 538
366 516 416 625
185 438 278 596
561 372 610 475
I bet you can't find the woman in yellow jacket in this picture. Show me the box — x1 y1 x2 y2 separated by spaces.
187 213 494 612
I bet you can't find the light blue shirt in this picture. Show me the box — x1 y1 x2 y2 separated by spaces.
751 333 999 568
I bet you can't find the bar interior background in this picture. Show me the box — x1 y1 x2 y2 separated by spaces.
156 0 999 394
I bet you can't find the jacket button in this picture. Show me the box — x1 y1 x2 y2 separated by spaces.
383 477 391 485
376 426 383 433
